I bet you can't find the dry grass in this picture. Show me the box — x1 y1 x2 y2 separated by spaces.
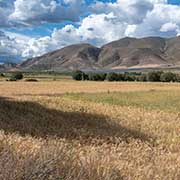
1 81 180 96
0 81 180 179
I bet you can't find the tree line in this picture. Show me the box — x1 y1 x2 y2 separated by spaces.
72 70 180 82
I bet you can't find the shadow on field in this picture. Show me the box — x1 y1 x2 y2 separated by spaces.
0 97 153 144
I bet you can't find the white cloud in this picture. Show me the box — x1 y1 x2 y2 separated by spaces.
0 0 14 27
9 0 83 25
125 25 137 36
131 3 180 37
0 0 84 27
19 13 127 58
0 0 180 62
91 0 154 24
160 22 179 32
0 31 27 62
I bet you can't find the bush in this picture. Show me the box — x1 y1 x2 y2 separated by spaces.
0 73 5 77
11 72 23 80
89 73 106 81
82 73 89 81
25 78 38 82
160 72 176 82
72 70 180 83
138 73 147 82
72 71 83 81
146 71 163 82
9 77 17 81
106 72 119 81
124 73 137 81
117 73 125 81
175 74 180 82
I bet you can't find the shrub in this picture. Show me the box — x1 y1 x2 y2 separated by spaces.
25 78 38 82
124 72 137 81
11 72 23 80
89 73 106 81
117 73 125 81
175 74 180 82
9 77 17 81
106 72 119 81
98 73 107 81
0 73 5 77
160 72 176 82
146 71 163 82
72 71 83 81
82 73 89 81
138 73 147 82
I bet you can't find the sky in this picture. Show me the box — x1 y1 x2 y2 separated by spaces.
0 0 180 62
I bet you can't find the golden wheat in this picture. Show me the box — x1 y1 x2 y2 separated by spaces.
0 81 179 179
1 81 180 96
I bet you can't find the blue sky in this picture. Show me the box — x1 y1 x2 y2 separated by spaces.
0 0 180 62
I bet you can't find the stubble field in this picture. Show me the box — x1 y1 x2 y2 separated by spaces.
0 81 180 179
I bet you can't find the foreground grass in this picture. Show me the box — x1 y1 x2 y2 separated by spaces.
0 81 180 179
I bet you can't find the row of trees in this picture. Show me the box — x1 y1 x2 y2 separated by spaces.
72 71 180 82
0 72 24 81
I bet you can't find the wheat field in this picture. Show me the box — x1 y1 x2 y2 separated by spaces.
0 81 180 179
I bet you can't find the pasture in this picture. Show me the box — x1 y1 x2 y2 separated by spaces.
0 80 179 179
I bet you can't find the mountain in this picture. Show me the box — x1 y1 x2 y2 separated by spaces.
19 44 101 71
16 36 180 71
0 62 17 71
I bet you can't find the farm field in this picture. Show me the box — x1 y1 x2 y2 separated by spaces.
0 81 180 179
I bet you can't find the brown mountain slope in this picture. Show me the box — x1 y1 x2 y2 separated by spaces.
98 37 170 68
19 36 180 71
19 44 101 71
0 62 17 71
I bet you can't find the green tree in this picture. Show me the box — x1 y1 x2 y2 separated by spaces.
89 73 106 81
106 72 119 81
0 73 5 77
82 73 89 81
138 73 147 82
72 71 83 81
160 72 176 82
11 72 23 80
175 74 180 82
146 71 163 82
124 72 137 81
117 73 125 81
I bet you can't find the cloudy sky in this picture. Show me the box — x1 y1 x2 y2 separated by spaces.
0 0 180 62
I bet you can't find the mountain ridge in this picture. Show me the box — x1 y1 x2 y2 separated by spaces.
3 36 180 71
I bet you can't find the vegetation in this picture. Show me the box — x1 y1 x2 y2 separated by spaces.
89 73 107 81
160 72 177 82
11 72 24 81
146 71 162 82
138 73 147 82
106 72 119 81
0 73 5 77
72 70 83 81
72 71 180 83
0 81 180 179
8 77 17 81
25 78 38 82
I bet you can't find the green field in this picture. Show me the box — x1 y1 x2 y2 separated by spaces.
65 90 180 112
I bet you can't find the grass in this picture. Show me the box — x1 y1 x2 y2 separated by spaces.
64 90 180 112
0 72 72 82
0 81 180 179
1 81 180 96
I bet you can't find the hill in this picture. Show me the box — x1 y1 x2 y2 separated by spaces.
15 36 180 71
19 44 101 71
0 62 17 71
